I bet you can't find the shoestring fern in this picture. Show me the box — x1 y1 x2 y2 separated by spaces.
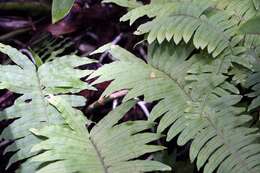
30 96 171 173
0 43 96 172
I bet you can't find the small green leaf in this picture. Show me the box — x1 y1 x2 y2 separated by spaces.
52 0 75 23
29 48 43 68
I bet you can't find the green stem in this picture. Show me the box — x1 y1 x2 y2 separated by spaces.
0 28 31 41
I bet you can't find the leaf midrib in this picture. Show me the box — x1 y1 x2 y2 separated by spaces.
35 68 50 125
89 137 109 173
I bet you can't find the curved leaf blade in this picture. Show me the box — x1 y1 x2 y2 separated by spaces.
52 0 75 23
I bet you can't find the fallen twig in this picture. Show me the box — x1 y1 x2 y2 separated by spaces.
0 28 31 41
86 90 128 112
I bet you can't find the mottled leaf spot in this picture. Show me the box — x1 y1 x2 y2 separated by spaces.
150 72 156 79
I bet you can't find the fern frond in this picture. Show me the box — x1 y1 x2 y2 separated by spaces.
88 43 260 173
137 10 238 58
120 1 176 25
120 0 213 26
0 43 96 172
121 0 258 31
119 0 239 58
30 96 171 173
116 0 259 60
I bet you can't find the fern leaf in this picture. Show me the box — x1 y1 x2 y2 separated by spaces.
120 1 176 25
88 43 260 173
30 96 171 173
121 0 258 30
0 43 96 172
118 0 260 59
123 0 236 57
136 8 237 57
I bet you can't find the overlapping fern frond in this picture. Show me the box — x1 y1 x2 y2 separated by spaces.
30 96 171 173
111 0 258 43
104 0 260 88
0 43 96 172
88 42 260 173
105 0 259 66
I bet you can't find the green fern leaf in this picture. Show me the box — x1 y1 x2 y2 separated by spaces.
135 6 237 57
0 43 96 172
120 1 177 25
119 0 259 59
88 43 260 173
119 0 207 25
30 96 171 173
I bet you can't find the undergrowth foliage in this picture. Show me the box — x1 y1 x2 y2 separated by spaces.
0 0 260 173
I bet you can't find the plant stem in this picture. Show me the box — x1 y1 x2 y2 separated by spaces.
0 28 31 41
86 90 128 112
